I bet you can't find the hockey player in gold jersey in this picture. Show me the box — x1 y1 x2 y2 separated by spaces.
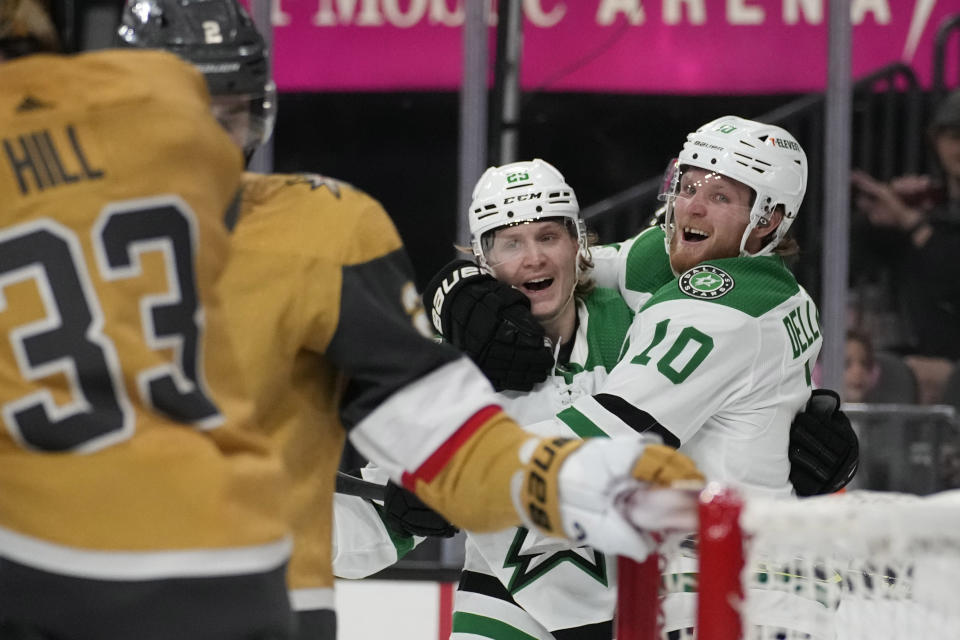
0 40 296 639
0 3 702 639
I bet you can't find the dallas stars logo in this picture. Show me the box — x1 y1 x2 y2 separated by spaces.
503 527 608 593
679 265 734 299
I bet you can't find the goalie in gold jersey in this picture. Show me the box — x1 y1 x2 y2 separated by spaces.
0 2 705 639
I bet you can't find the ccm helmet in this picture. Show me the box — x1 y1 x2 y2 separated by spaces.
664 116 808 257
469 159 587 270
117 0 275 159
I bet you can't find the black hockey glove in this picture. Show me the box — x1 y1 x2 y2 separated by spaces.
788 389 859 496
382 481 459 538
422 259 554 392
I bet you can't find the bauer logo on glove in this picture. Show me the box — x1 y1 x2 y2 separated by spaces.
428 262 483 335
422 258 554 392
514 436 704 562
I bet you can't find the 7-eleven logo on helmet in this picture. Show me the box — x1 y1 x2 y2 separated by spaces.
766 136 801 151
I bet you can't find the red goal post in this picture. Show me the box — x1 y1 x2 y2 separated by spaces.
617 484 960 640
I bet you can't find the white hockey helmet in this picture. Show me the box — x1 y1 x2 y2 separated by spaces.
468 158 587 269
664 116 808 257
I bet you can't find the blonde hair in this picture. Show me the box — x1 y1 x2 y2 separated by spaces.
763 204 800 258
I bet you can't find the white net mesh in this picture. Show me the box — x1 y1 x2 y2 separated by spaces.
734 489 960 640
618 489 960 640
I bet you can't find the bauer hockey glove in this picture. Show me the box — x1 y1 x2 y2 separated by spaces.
513 437 704 562
789 388 859 496
382 480 459 538
422 259 554 392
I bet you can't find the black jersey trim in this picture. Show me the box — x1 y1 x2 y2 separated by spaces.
593 393 680 448
553 619 614 640
330 248 460 430
457 570 518 605
223 188 241 232
457 570 613 640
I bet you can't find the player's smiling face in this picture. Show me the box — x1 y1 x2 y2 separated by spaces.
668 168 754 274
486 219 579 323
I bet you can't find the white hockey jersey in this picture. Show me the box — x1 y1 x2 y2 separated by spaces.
336 226 820 638
453 288 634 638
582 226 823 636
334 287 634 638
580 225 819 498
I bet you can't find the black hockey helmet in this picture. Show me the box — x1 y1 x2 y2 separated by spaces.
116 0 275 159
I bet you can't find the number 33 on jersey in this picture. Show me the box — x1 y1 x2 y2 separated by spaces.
0 200 221 452
0 50 289 563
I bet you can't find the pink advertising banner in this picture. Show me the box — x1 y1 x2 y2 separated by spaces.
254 1 960 94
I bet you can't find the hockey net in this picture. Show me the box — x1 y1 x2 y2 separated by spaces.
617 485 960 640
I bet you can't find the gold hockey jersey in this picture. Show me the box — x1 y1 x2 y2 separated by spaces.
222 172 544 598
220 172 368 596
0 50 289 578
0 49 651 604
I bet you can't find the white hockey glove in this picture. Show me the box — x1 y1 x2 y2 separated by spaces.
512 437 704 561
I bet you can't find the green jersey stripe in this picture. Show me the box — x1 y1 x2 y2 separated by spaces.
557 406 608 439
451 611 540 640
373 503 416 558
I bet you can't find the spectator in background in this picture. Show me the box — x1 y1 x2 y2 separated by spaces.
851 89 960 404
844 329 879 404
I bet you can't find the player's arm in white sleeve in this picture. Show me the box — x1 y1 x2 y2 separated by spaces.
332 493 421 579
331 462 426 580
539 298 758 445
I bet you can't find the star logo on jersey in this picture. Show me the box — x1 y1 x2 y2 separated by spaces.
679 265 734 299
503 527 608 593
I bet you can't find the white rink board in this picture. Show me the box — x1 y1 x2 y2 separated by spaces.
336 579 444 638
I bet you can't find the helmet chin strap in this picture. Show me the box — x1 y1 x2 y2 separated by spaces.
738 221 756 257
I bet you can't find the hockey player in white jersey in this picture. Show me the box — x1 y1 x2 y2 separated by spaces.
334 159 657 638
444 120 827 636
450 159 637 638
575 116 818 498
334 142 847 637
355 117 857 638
528 116 827 637
426 118 854 502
